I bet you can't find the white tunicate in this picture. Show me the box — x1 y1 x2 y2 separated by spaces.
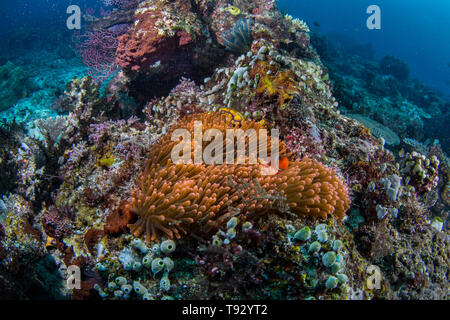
431 217 444 232
227 228 236 239
152 244 160 254
285 224 296 234
142 293 153 300
314 224 327 233
384 174 402 202
114 290 124 298
331 263 342 274
317 231 328 243
151 258 165 274
376 205 389 220
227 67 248 93
163 257 174 272
322 251 337 267
325 276 339 289
124 261 133 271
115 277 127 286
227 217 239 229
119 248 137 271
95 263 106 271
160 274 171 292
121 284 132 295
242 221 253 231
212 236 223 247
389 207 399 219
132 261 142 272
308 241 321 253
96 242 106 258
133 281 148 296
160 239 176 254
107 282 117 290
131 239 149 254
257 46 268 55
337 273 348 284
142 255 152 268
332 240 344 252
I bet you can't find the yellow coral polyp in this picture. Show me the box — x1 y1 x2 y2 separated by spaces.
97 153 116 168
252 61 298 109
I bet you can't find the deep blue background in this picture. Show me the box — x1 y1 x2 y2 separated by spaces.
278 0 450 97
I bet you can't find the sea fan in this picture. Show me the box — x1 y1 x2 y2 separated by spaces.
222 19 253 54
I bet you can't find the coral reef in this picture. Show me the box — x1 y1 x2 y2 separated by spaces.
0 0 448 301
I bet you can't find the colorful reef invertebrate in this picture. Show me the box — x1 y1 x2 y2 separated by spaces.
123 112 350 241
97 152 117 168
400 151 439 193
221 19 253 53
218 107 245 126
250 60 299 109
115 0 202 79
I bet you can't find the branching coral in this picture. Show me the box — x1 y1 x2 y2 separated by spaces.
124 112 350 241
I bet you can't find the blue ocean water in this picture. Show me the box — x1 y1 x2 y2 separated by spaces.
278 0 450 97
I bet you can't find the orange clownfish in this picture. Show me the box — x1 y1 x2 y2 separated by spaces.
275 155 289 174
277 156 289 172
259 155 289 176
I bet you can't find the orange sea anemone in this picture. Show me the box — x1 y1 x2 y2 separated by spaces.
124 112 350 241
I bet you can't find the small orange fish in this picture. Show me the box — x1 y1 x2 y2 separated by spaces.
270 155 289 175
278 156 289 171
